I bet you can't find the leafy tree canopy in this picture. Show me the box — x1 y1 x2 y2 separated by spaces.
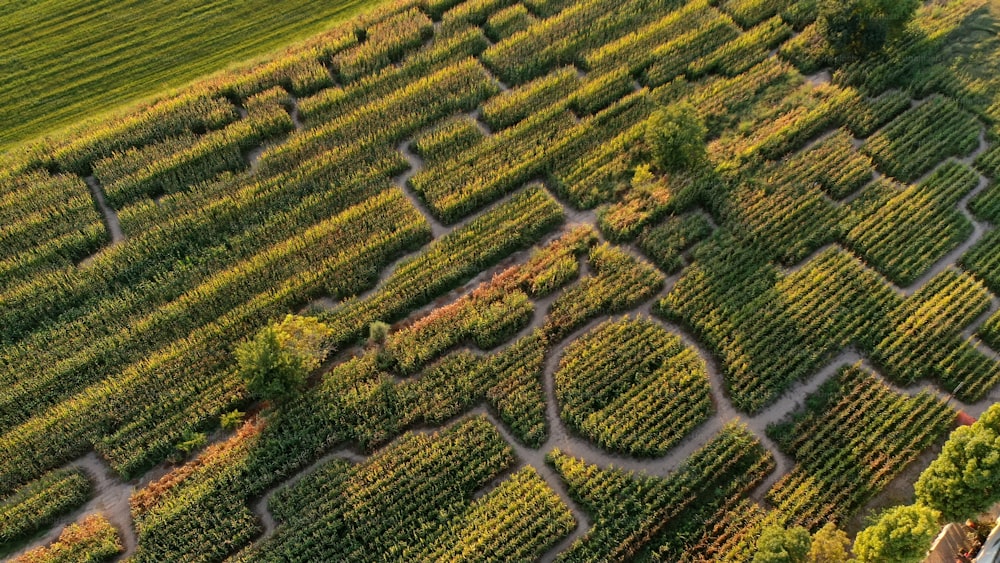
853 504 940 563
916 403 1000 521
753 525 811 563
645 102 707 173
807 522 852 563
818 0 919 60
236 315 332 401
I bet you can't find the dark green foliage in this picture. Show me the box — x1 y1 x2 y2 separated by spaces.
818 0 919 60
236 327 307 402
645 102 708 172
752 525 811 563
916 403 1000 522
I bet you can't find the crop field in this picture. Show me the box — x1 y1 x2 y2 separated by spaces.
0 0 389 150
2 0 1000 560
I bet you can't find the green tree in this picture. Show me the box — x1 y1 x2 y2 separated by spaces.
915 403 1000 521
853 504 940 563
645 102 707 173
754 525 811 563
807 522 851 562
236 315 332 401
368 320 391 346
817 0 919 60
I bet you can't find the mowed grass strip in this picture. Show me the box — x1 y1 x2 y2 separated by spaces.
0 0 386 150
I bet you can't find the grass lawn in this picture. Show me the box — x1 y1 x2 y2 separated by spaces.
0 0 386 151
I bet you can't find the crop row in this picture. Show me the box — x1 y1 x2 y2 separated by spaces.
484 4 536 41
0 173 107 285
52 89 238 175
0 151 406 435
582 0 720 76
555 317 712 456
12 514 121 563
766 365 953 528
862 95 981 182
636 213 713 273
549 423 773 560
774 128 873 199
842 89 911 138
411 115 485 164
234 416 516 561
259 56 498 175
417 466 575 561
0 467 91 546
100 88 295 209
321 186 563 348
480 66 581 131
597 166 689 242
0 189 429 489
641 13 742 86
660 245 900 412
410 109 580 223
843 161 978 285
729 168 840 265
299 25 490 125
381 225 592 375
481 0 683 85
688 15 793 78
717 0 802 29
679 498 779 562
873 270 999 398
543 243 664 341
332 7 435 83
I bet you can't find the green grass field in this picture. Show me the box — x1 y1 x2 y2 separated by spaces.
0 0 384 150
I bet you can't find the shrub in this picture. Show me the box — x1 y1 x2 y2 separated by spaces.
236 315 331 401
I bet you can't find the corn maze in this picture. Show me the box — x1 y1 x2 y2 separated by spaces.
2 0 1000 560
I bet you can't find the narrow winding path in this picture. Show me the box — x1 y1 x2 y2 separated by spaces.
84 176 125 245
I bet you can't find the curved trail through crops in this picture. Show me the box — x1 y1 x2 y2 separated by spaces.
84 175 125 245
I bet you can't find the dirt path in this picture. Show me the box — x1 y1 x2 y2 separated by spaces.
394 140 450 238
84 175 125 245
249 446 367 542
4 453 137 562
286 94 304 131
